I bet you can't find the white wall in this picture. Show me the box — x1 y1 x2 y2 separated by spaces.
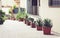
2 0 15 6
1 0 15 14
0 0 2 9
20 0 27 10
28 0 60 33
39 0 60 33
20 0 27 13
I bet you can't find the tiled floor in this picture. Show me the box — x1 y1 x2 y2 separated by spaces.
0 20 60 38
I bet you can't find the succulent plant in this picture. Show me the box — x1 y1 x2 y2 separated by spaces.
37 18 43 26
43 19 53 28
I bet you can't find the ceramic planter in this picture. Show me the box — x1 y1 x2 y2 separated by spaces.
31 23 36 28
13 8 18 14
37 25 42 31
43 26 51 35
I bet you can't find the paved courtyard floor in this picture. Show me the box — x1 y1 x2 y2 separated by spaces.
0 20 60 38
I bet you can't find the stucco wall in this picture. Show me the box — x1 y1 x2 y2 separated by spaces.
39 0 60 33
27 0 60 33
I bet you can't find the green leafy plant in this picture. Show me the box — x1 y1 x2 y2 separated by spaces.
16 8 27 20
9 10 11 14
33 21 36 24
13 5 16 9
16 12 27 20
25 15 28 19
37 18 43 26
0 10 5 24
28 17 34 22
43 19 53 28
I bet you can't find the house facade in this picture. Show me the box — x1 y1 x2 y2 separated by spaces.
27 0 60 33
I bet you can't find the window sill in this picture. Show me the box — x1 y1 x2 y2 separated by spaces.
49 6 60 8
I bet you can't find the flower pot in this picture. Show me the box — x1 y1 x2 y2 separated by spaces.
27 21 31 26
31 23 36 28
37 25 42 31
43 26 51 35
0 20 4 25
13 8 18 14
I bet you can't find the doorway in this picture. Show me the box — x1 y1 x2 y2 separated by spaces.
27 0 40 15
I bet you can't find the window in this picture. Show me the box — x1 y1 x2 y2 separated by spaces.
49 0 60 7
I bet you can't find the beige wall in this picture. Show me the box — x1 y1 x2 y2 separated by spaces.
39 0 60 33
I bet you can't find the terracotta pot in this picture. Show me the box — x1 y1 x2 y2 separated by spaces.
31 23 36 28
26 21 31 26
37 25 42 31
43 26 51 35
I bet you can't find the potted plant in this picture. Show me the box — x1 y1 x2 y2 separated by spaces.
0 10 5 25
25 17 32 26
26 18 31 26
36 18 43 31
31 21 36 28
13 8 18 14
16 8 27 21
16 13 23 21
12 5 19 14
28 18 36 28
43 19 53 35
16 12 26 21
